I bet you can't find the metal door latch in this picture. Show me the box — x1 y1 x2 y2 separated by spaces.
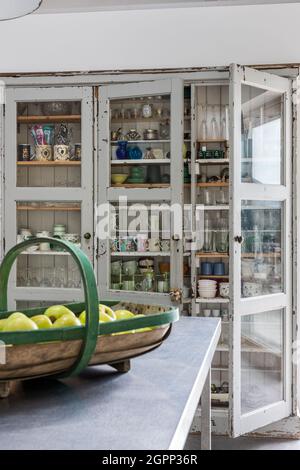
234 235 243 244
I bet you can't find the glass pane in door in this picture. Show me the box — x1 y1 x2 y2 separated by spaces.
17 101 82 187
241 85 284 184
241 200 282 297
16 201 82 289
241 309 284 414
109 201 173 294
110 95 171 188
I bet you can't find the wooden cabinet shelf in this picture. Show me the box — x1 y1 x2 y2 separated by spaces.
17 205 81 212
17 115 81 123
185 182 229 188
111 183 169 188
198 275 229 279
196 252 229 258
197 139 229 145
17 161 81 167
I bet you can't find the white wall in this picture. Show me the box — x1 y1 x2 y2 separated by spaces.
0 3 298 73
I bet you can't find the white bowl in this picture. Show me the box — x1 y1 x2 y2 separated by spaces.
198 290 217 299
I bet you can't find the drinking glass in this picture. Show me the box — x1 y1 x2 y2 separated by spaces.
216 230 229 253
210 106 220 140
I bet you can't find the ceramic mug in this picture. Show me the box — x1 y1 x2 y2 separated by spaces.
54 144 70 161
36 145 52 161
119 236 136 252
36 231 51 251
136 234 148 253
147 238 161 252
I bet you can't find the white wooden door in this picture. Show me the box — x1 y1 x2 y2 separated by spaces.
97 79 184 306
229 65 292 436
4 86 94 307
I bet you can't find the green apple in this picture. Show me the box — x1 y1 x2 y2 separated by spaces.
99 304 116 321
7 312 27 321
0 319 7 331
3 316 38 332
79 310 115 325
44 305 75 323
31 315 53 330
52 313 81 329
114 310 135 321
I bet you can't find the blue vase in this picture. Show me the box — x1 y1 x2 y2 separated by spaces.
127 146 142 160
116 141 128 160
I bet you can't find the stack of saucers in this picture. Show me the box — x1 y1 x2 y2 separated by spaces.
198 280 217 299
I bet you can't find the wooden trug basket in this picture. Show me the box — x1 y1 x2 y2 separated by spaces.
0 238 179 397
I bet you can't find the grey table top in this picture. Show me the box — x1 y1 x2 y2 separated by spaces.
0 317 221 450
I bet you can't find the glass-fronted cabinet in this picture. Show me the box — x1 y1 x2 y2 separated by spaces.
98 79 184 305
4 87 94 307
0 66 295 438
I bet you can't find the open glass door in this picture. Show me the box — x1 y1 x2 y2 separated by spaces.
97 79 184 306
230 65 292 436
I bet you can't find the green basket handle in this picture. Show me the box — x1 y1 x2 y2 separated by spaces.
0 237 100 377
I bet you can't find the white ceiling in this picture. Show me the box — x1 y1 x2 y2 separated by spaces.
37 0 300 14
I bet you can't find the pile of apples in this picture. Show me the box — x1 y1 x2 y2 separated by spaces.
0 305 151 334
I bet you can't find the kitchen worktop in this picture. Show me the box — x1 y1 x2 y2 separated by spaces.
0 317 221 450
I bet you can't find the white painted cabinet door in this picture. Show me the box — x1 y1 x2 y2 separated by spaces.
4 86 94 308
97 79 184 306
229 65 292 436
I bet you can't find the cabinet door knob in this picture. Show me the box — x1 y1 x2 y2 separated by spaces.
234 235 243 244
84 233 92 240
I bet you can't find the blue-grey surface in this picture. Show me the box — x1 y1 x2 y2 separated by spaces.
0 317 219 450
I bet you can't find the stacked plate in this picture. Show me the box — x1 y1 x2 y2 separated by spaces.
198 280 217 299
